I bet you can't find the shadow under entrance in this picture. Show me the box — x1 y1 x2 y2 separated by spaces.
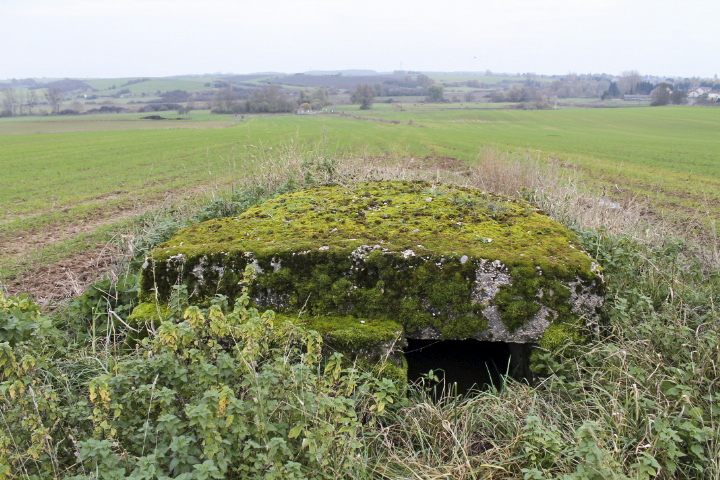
404 339 531 396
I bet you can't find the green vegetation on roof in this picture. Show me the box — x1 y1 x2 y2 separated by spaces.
157 180 591 275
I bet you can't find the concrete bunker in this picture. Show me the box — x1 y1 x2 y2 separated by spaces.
134 180 604 385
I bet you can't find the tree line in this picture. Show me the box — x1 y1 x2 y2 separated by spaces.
1 87 64 116
211 85 329 114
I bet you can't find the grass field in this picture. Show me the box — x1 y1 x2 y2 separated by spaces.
330 105 720 214
426 73 550 84
83 77 213 94
2 106 720 299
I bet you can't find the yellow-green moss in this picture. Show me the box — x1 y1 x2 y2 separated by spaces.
127 302 173 327
149 181 589 267
356 357 409 388
141 181 602 338
274 313 407 384
537 323 586 351
276 313 403 352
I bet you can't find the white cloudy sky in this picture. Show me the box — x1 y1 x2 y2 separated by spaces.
1 0 718 79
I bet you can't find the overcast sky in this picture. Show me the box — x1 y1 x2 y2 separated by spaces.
1 0 718 80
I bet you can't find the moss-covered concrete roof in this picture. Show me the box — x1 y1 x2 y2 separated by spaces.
155 180 592 277
141 181 602 343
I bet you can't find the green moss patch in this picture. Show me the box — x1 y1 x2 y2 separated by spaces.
538 322 586 351
288 314 402 351
127 302 173 327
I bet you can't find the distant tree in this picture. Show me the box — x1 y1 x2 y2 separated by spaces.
298 89 311 105
351 83 375 109
2 88 19 116
416 74 433 87
635 81 654 95
250 85 294 113
27 90 38 115
534 94 551 110
292 86 329 108
602 82 621 99
45 88 64 115
618 70 642 95
212 87 239 113
523 72 537 86
485 69 493 76
504 84 531 102
463 91 474 102
650 83 672 106
489 90 507 102
311 86 329 108
427 84 445 102
671 89 688 105
467 79 481 88
16 90 26 115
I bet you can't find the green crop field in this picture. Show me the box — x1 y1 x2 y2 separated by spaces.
83 77 211 94
2 106 720 296
331 105 720 211
426 73 543 85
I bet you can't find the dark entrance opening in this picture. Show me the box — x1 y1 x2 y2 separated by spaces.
404 339 531 396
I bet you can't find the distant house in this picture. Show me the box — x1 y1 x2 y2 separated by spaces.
708 92 720 101
688 87 712 98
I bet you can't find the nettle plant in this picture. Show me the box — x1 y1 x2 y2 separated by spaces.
0 268 403 479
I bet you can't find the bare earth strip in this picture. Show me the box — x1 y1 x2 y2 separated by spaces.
6 245 122 304
1 178 234 304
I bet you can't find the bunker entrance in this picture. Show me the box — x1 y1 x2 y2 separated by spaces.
404 339 533 396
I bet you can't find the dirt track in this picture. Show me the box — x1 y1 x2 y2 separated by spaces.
1 180 231 306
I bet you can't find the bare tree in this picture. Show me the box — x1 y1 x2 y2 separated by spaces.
212 87 238 113
16 90 26 115
2 88 19 116
45 88 64 115
27 90 38 115
618 70 642 95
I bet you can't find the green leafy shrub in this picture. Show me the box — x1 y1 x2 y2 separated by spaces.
0 270 404 478
0 291 54 346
